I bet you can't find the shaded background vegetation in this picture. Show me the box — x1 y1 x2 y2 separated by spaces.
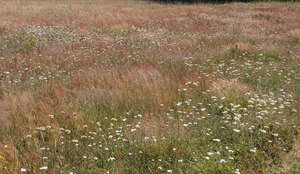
148 0 297 3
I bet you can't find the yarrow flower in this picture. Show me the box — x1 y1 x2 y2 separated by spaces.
39 166 48 170
213 138 221 142
234 169 240 174
233 129 240 133
220 159 226 163
108 157 115 161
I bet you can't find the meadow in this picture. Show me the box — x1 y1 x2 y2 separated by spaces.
0 0 300 173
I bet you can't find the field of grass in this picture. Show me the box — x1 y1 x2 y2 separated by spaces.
0 0 300 173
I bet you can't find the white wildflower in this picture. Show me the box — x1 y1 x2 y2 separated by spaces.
233 129 240 133
131 128 136 132
207 152 214 156
39 166 48 170
108 157 115 161
259 129 267 134
234 169 240 174
49 114 54 119
220 159 226 163
213 139 221 142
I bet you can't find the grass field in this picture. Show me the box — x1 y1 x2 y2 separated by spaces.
0 0 300 173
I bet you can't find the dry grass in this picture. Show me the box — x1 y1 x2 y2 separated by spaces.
280 140 300 173
210 79 250 94
0 96 10 128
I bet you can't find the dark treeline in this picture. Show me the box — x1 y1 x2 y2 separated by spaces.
149 0 297 3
